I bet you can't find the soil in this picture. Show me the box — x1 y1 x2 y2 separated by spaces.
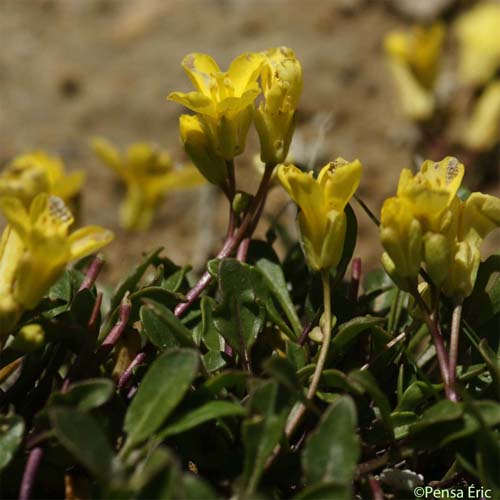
1 0 498 285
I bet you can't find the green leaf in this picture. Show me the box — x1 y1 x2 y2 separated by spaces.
294 482 351 500
303 395 359 485
302 396 360 484
0 414 24 471
242 380 291 495
256 258 302 338
130 287 184 309
332 203 357 288
214 259 266 357
157 401 246 440
49 407 114 482
48 378 114 411
478 339 500 390
332 316 385 354
199 296 222 352
409 400 464 449
349 370 394 441
319 369 363 395
140 305 179 350
142 300 197 348
132 446 181 500
182 474 218 499
464 254 500 328
201 370 248 396
109 247 163 312
123 348 199 450
264 356 305 401
395 381 437 412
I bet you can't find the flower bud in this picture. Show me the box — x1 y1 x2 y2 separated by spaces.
179 114 227 186
423 232 451 286
255 48 303 164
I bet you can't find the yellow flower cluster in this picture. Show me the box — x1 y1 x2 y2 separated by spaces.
169 47 303 185
0 151 85 207
0 152 113 341
0 194 113 340
380 157 500 298
92 138 205 231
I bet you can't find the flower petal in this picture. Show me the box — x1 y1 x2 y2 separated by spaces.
69 226 114 260
167 91 216 116
227 52 265 96
0 197 30 240
181 53 220 95
318 158 362 212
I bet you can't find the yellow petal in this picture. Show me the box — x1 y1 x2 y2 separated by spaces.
0 197 30 239
318 158 362 212
397 157 465 230
52 170 86 201
167 91 216 116
461 192 500 245
157 165 206 191
386 59 435 120
91 137 123 174
30 194 74 236
380 197 423 279
454 2 500 86
181 53 220 95
461 80 500 151
69 226 114 260
278 164 326 261
227 52 265 96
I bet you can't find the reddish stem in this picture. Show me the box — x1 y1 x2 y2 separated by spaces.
78 254 105 292
96 296 131 360
349 257 362 302
117 351 147 390
19 447 44 500
368 476 384 500
174 164 274 317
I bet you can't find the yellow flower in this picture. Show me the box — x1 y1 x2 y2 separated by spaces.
380 157 465 288
278 158 362 271
443 193 500 298
380 197 423 290
179 114 227 186
168 52 265 159
380 156 499 295
384 24 444 120
254 47 303 164
0 152 85 207
92 138 205 231
0 194 113 337
396 157 464 234
461 80 500 151
454 2 500 87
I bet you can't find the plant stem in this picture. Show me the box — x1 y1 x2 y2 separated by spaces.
117 351 147 390
448 299 463 397
266 270 333 469
96 295 131 361
411 286 457 402
368 476 384 500
174 163 275 317
19 447 44 500
78 254 105 292
285 270 333 436
349 257 362 302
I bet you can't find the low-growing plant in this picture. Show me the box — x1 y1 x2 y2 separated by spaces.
0 44 498 500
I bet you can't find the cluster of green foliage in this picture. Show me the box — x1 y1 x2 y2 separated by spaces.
0 208 498 499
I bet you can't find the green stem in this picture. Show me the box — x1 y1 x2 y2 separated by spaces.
448 299 463 396
284 270 333 436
